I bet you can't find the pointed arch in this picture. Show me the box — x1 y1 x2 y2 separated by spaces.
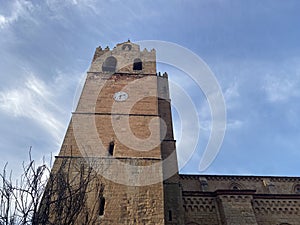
229 182 244 190
102 56 117 72
133 58 142 70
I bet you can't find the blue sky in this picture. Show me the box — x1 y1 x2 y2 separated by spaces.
1 0 300 177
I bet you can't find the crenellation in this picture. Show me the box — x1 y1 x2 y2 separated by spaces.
89 41 156 74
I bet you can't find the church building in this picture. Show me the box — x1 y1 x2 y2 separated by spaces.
43 41 300 225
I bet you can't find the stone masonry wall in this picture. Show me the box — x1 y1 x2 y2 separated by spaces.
49 157 165 225
179 175 300 225
183 195 220 225
253 197 300 225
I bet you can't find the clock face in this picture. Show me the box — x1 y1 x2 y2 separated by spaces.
113 91 128 102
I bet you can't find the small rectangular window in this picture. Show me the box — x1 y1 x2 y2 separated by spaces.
168 210 172 221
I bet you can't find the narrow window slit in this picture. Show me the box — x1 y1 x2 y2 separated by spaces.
108 141 114 156
99 196 105 216
168 210 172 221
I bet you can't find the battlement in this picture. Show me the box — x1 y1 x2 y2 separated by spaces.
90 41 156 74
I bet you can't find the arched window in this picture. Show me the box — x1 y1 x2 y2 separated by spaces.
122 44 132 51
229 182 243 190
108 141 114 156
102 56 117 72
133 58 142 70
99 196 105 216
294 184 300 193
232 186 239 190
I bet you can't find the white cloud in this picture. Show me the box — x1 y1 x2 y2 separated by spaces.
227 119 243 129
224 79 239 103
0 15 8 28
0 74 65 144
262 74 300 103
46 0 97 11
26 75 51 98
0 0 34 29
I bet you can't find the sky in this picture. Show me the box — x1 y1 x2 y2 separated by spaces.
0 0 300 177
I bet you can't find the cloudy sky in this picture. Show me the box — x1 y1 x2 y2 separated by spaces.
1 0 300 177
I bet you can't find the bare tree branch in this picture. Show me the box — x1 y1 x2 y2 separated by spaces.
0 148 104 225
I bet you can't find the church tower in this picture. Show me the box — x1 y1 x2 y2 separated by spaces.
42 41 183 224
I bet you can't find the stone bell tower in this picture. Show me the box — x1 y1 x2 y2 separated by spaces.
43 41 183 224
